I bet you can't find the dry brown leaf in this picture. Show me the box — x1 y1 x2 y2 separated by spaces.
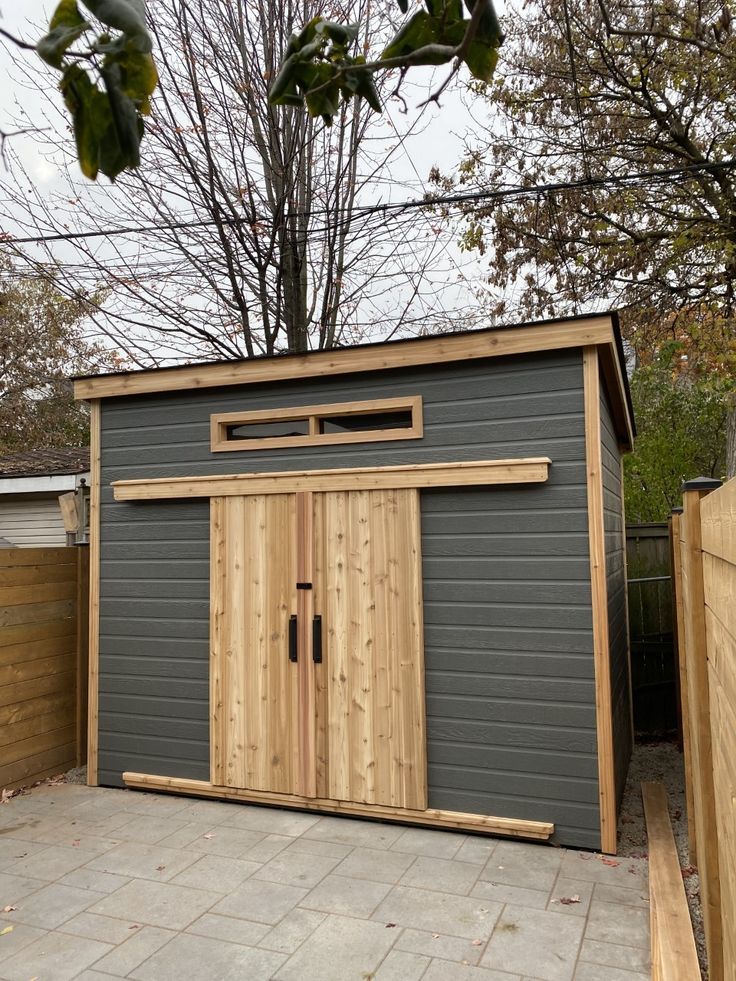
0 925 13 935
471 938 483 946
559 895 581 905
1 906 16 913
203 834 215 840
601 858 620 867
156 865 166 872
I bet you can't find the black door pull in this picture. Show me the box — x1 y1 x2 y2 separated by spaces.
288 615 298 662
312 614 322 663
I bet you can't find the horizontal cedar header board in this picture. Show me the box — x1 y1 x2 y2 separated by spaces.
75 316 610 397
112 458 552 501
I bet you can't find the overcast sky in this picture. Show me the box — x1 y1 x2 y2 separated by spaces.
0 1 505 362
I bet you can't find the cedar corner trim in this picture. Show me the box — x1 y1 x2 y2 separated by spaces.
584 346 618 855
122 772 555 841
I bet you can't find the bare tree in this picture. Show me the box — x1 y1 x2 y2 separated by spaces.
2 0 474 364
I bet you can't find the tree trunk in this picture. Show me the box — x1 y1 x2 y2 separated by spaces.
726 391 736 479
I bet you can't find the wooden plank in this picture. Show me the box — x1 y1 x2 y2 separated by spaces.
123 771 555 839
211 495 299 795
58 492 80 534
701 476 736 564
76 545 90 767
0 689 75 728
0 563 76 586
583 346 617 855
112 458 552 501
0 670 76 710
1 580 77 608
0 619 75 651
211 396 423 453
321 488 427 810
681 486 723 980
0 652 77 689
670 513 697 863
0 723 76 768
87 399 101 786
3 710 76 760
75 316 614 399
295 491 316 799
0 599 75 628
642 782 701 981
0 635 77 669
0 548 72 568
0 742 76 790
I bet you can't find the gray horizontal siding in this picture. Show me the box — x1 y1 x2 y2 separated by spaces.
98 349 600 848
600 384 632 809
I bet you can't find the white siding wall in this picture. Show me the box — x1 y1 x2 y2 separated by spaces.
0 497 67 547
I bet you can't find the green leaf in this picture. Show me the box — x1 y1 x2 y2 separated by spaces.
80 0 152 52
101 60 143 173
315 20 358 47
37 0 90 68
60 64 105 179
463 37 499 81
381 10 465 64
355 71 382 113
304 64 341 123
111 47 158 113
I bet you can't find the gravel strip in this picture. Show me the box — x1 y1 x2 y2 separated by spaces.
618 740 707 978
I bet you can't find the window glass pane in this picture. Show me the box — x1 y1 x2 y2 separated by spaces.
227 419 310 440
319 410 413 434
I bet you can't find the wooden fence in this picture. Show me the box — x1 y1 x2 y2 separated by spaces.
626 524 676 735
0 546 89 792
670 476 736 981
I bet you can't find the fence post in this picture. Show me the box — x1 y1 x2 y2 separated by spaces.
680 477 723 981
669 508 697 865
75 545 90 768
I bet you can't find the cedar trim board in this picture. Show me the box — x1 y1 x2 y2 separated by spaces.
112 458 551 501
122 772 554 840
583 347 617 854
642 782 700 980
210 395 423 453
87 399 101 787
74 314 632 445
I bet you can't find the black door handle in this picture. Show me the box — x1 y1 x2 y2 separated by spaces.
288 615 298 662
312 615 322 663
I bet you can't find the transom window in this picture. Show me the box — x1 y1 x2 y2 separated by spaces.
210 396 423 452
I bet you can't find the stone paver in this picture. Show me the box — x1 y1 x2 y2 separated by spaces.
0 783 652 981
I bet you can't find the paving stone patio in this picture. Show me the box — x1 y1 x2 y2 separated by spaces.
0 784 651 981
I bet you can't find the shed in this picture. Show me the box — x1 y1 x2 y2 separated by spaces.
0 447 90 547
74 312 635 853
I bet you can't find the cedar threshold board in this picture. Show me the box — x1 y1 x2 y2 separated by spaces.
123 772 554 841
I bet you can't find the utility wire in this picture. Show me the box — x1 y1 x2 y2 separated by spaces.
4 159 735 246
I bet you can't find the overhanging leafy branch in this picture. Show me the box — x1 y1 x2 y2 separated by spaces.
36 0 159 181
268 0 504 123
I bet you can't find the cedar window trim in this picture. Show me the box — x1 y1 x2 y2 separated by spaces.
210 396 423 453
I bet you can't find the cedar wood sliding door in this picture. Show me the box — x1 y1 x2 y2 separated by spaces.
210 488 427 811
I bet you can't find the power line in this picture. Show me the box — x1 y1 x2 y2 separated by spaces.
3 159 735 247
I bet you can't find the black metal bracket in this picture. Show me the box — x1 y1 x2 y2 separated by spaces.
296 582 312 590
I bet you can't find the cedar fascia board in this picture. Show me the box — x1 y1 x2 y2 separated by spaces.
74 313 633 448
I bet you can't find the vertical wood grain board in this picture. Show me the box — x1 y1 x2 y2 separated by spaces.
315 488 427 810
210 495 299 794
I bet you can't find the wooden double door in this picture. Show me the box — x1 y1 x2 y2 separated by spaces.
210 488 427 811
